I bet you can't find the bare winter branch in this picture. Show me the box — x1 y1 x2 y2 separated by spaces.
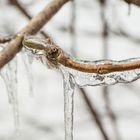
8 0 55 43
0 0 70 68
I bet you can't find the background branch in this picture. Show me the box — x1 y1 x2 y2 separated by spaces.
69 1 109 140
9 0 31 19
79 88 110 140
124 0 140 6
99 0 121 139
8 0 51 40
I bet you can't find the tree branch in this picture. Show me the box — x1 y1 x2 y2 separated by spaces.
0 0 70 68
124 0 140 6
8 0 55 43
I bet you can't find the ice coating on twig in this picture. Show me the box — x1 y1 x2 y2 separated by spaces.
59 57 140 140
59 57 140 87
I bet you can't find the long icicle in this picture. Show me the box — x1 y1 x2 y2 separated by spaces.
62 69 75 140
0 56 19 134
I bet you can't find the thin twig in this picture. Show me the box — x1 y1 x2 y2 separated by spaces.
69 0 76 56
111 28 140 44
8 0 55 44
23 36 140 74
0 0 70 68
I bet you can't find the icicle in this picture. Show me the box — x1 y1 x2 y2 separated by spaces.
0 57 19 134
22 46 50 97
128 3 131 16
22 53 34 97
61 68 75 140
59 57 140 140
59 58 140 87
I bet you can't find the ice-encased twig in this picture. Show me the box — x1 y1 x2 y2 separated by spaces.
59 57 140 87
61 68 75 140
23 36 140 74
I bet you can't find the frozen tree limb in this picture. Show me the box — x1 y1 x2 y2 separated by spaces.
23 35 140 76
0 0 70 68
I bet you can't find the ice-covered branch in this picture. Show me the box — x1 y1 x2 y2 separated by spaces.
23 36 140 86
23 37 140 77
0 0 70 68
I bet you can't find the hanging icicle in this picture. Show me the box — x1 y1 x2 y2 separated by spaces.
0 56 19 133
61 68 75 140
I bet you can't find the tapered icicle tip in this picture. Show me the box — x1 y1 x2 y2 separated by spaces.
22 35 49 51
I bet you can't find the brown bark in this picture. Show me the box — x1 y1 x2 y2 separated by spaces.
124 0 140 6
0 0 70 68
8 0 55 44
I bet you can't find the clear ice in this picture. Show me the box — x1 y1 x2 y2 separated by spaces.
61 68 75 140
0 56 19 133
24 44 140 140
59 58 140 87
22 52 34 97
59 57 140 140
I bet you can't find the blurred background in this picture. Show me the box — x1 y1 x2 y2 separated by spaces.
0 0 140 140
